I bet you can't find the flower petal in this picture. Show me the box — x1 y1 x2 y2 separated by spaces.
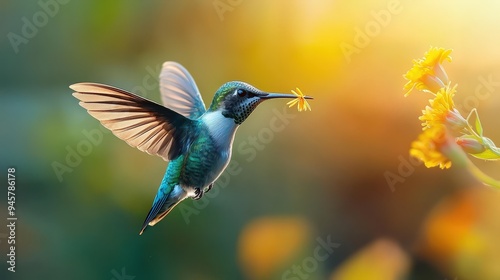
288 88 311 112
287 99 299 107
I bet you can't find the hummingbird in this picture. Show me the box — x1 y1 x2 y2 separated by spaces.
70 61 312 235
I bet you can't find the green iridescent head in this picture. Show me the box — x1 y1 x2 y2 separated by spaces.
208 81 301 125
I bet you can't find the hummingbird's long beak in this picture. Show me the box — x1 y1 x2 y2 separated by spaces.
260 93 314 100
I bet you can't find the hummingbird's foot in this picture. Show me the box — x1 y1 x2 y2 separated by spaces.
204 183 213 193
193 188 203 200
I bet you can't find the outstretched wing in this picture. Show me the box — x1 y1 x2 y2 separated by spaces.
70 82 193 161
159 61 206 119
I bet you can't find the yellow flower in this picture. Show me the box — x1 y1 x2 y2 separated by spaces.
420 47 453 68
287 87 311 112
419 84 467 131
410 125 452 169
403 47 452 96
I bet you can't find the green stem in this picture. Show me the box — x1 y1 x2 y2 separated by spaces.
442 136 500 189
465 160 500 189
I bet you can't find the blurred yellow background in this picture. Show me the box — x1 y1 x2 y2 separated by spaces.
1 0 500 279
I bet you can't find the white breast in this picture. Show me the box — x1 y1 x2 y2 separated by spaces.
200 111 239 185
201 111 239 150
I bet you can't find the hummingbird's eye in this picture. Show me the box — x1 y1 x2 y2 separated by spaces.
236 89 246 97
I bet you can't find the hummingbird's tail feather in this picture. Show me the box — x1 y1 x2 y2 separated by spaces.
139 185 188 235
139 193 167 235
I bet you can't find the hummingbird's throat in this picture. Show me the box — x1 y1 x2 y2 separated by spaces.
222 98 263 124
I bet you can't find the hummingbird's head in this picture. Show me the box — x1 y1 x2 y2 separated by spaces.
208 81 310 125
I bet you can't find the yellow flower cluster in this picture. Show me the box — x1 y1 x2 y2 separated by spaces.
404 47 500 188
404 47 458 169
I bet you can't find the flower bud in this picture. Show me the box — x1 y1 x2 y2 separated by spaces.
456 137 485 154
446 109 468 132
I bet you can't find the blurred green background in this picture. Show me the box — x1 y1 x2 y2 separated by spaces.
1 1 500 279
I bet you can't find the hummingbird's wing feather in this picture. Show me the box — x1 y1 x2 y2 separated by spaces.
159 61 206 119
139 184 188 235
70 83 193 161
